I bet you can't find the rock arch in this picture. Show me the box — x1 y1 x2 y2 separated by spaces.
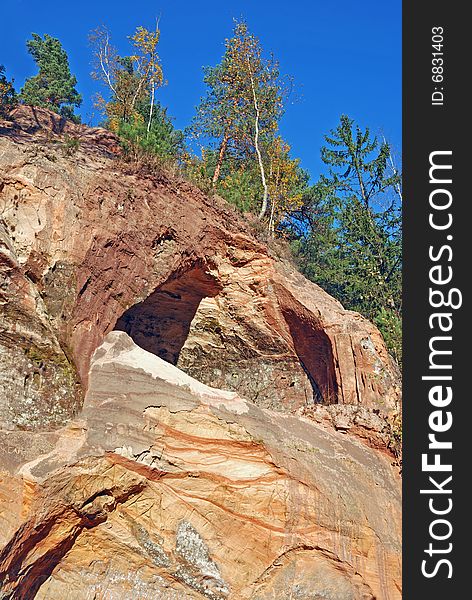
114 264 222 365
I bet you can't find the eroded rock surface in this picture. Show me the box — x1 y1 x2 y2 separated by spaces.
0 108 402 598
0 332 401 599
0 221 81 429
0 106 399 430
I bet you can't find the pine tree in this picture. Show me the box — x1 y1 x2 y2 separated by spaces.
20 34 82 120
189 60 243 186
118 101 184 162
291 116 402 362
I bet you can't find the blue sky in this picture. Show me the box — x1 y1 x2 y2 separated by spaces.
1 0 401 178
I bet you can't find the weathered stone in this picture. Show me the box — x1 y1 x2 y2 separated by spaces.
0 332 401 599
0 108 402 599
0 221 82 430
0 106 400 426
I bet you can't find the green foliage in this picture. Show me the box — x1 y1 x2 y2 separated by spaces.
182 151 215 194
266 138 308 233
190 61 236 142
89 24 163 132
224 21 285 143
217 159 263 213
0 65 18 117
89 25 180 169
289 116 402 363
374 307 402 365
4 25 401 367
189 18 288 217
118 102 184 163
20 34 82 120
62 134 80 155
105 54 148 127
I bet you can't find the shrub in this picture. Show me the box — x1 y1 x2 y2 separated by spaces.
0 65 17 117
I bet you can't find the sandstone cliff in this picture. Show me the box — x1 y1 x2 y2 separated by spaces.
0 107 401 599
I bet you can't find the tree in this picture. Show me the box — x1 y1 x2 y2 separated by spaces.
290 116 402 362
0 65 17 117
118 101 184 162
190 20 287 218
266 136 307 234
189 60 242 186
320 115 399 210
130 24 163 133
90 24 163 131
20 34 82 120
225 21 285 218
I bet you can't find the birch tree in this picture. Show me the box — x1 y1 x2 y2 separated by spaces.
266 137 306 234
223 21 285 219
90 24 163 130
191 20 287 216
130 24 163 133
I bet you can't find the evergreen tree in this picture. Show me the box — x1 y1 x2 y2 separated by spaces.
189 60 243 186
20 34 82 120
0 65 17 117
291 116 402 362
118 100 184 162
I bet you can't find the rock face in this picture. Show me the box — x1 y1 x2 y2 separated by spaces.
0 107 402 598
0 219 82 429
0 106 399 430
0 332 401 599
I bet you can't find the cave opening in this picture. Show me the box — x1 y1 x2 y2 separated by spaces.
113 265 338 407
282 308 338 404
114 265 221 365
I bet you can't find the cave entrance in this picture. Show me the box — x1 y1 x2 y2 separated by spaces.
282 308 338 404
114 265 221 365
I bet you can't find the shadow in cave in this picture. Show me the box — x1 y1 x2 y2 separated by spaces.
282 308 338 404
114 265 221 365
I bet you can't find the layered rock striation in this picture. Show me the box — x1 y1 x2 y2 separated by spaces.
0 107 402 598
0 332 401 599
0 106 399 429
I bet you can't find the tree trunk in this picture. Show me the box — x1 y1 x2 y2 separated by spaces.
268 197 276 236
246 59 269 219
212 134 229 186
383 136 403 203
354 158 369 208
147 82 155 134
255 115 269 219
253 105 269 219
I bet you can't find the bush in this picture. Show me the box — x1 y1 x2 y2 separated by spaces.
62 135 80 155
374 307 402 366
117 102 184 165
216 163 262 213
0 65 17 117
